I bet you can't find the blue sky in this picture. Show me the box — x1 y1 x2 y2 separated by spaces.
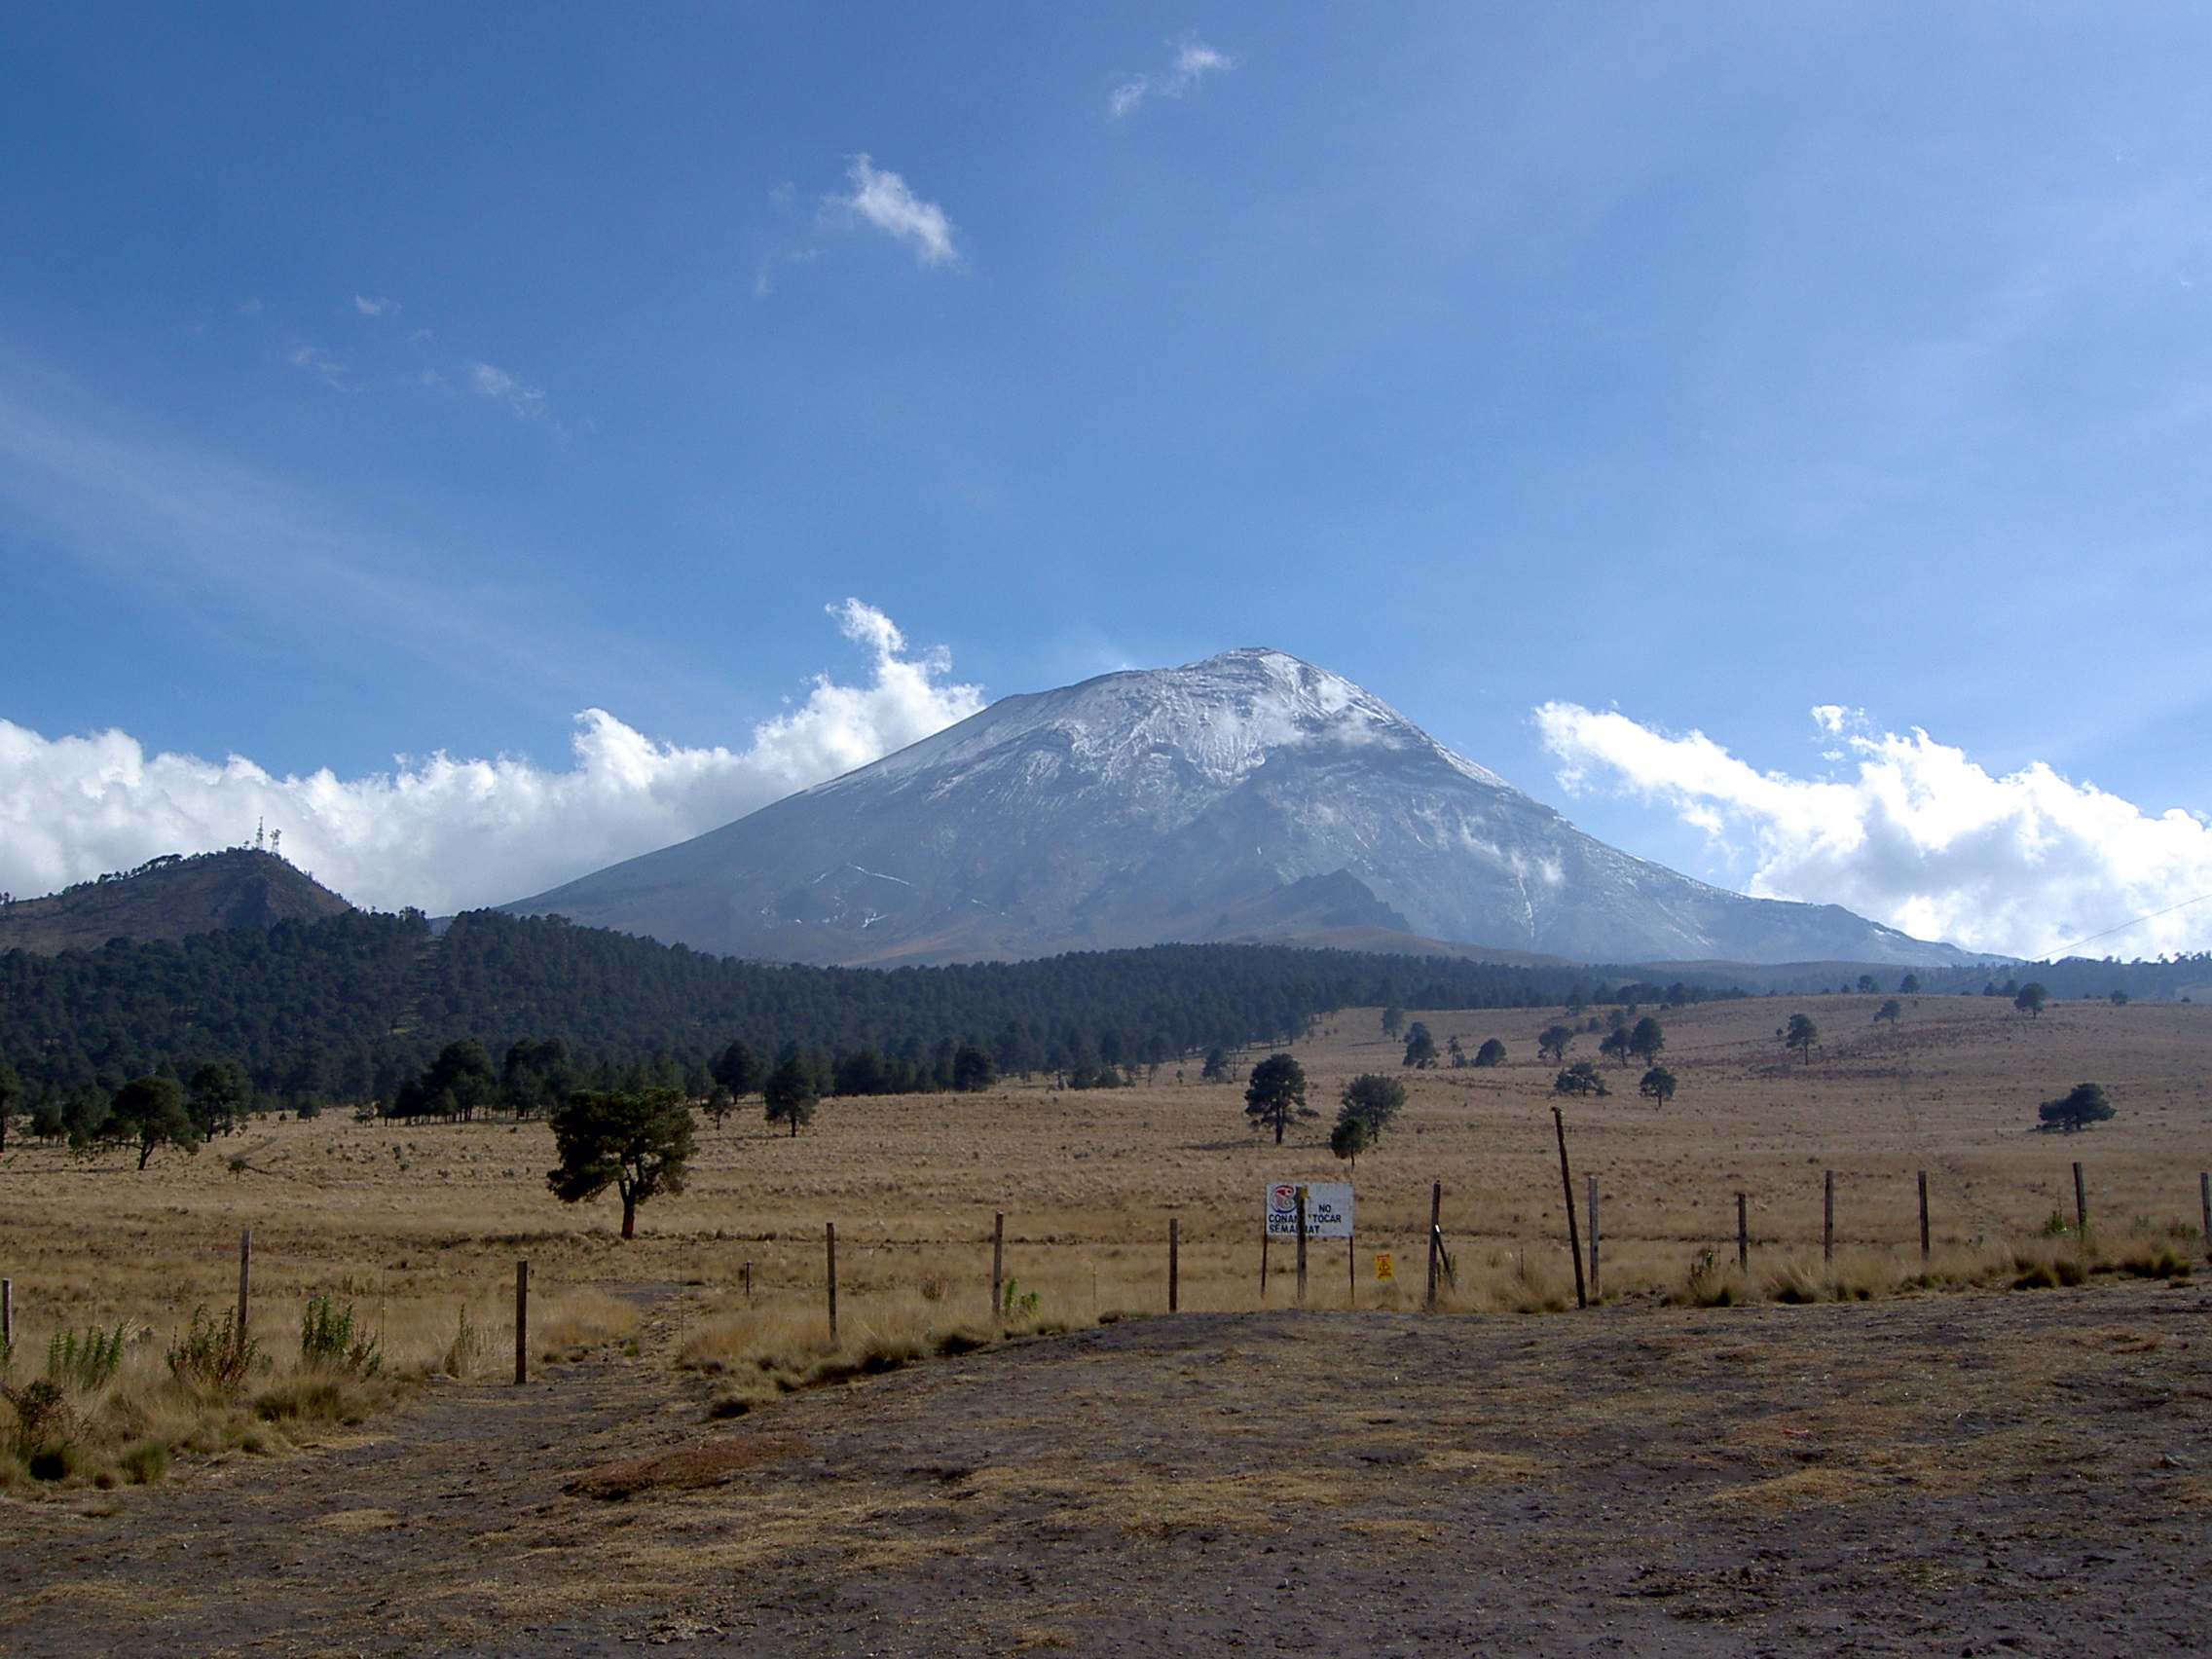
5 4 2212 953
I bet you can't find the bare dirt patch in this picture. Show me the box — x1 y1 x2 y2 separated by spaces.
567 1431 811 1499
3 1278 2207 1656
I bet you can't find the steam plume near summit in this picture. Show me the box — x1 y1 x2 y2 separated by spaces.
0 602 981 915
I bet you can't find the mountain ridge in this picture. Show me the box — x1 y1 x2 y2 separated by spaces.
0 848 355 955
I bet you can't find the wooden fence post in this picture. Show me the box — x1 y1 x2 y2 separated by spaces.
1295 1186 1309 1306
1918 1170 1931 1262
2201 1172 2210 1265
237 1229 251 1349
1260 1228 1270 1301
1553 1108 1587 1309
742 1260 753 1300
1823 1171 1834 1267
991 1211 1004 1316
2073 1161 2087 1235
1425 1181 1442 1310
1736 1191 1749 1272
1587 1172 1600 1299
513 1260 529 1385
826 1222 838 1343
2 1277 11 1353
1168 1218 1179 1313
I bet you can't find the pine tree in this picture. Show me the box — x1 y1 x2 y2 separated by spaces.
1243 1053 1308 1144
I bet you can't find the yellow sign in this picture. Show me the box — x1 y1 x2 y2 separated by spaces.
1374 1252 1394 1280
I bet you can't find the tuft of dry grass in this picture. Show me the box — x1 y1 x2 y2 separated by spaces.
682 1286 1030 1414
532 1287 643 1363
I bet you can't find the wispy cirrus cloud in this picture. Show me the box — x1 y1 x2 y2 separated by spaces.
285 343 350 389
829 156 959 267
1536 701 2212 959
0 350 591 696
1109 36 1235 118
278 294 559 425
464 359 549 423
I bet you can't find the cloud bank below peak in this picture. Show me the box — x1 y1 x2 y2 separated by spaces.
1537 701 2212 960
0 602 983 917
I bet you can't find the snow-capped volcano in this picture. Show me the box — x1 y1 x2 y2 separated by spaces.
505 648 1972 968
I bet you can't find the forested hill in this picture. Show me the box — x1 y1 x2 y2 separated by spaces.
0 849 352 955
0 907 1741 1108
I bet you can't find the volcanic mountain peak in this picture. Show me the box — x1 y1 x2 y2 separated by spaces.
509 648 1974 970
871 646 1507 796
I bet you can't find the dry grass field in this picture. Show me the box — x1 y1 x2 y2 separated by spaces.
1 991 2208 1652
2 993 2205 1378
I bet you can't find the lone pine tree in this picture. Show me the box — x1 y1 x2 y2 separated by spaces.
547 1087 695 1237
1243 1052 1308 1145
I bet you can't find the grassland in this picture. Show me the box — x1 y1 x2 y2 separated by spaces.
3 991 2205 1379
1 990 2208 1651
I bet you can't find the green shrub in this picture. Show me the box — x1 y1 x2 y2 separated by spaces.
2 1377 85 1481
166 1307 258 1395
299 1296 380 1376
48 1324 134 1391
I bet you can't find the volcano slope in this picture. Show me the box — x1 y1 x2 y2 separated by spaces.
2 1280 2208 1658
509 647 1968 967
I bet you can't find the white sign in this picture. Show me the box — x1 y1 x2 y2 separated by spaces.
1266 1182 1353 1238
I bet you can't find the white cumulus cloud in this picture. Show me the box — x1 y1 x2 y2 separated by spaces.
0 602 983 918
1110 36 1236 118
1536 702 2212 960
830 156 958 266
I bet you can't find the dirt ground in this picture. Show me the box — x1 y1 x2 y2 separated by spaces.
3 1276 2207 1657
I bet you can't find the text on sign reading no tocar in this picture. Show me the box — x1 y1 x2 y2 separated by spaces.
1266 1182 1353 1238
